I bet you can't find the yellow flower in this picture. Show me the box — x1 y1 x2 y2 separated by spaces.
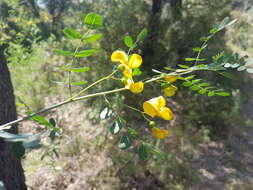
111 50 144 94
143 96 173 120
164 85 178 97
124 79 144 94
165 76 177 83
152 127 169 139
111 50 128 65
128 54 142 68
130 82 144 94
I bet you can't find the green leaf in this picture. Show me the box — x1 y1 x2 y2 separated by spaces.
63 28 82 39
71 80 88 86
53 49 73 56
138 144 149 160
49 118 56 127
237 66 246 71
83 12 103 29
100 107 113 120
215 92 230 96
224 63 232 68
190 85 200 91
110 121 121 135
184 75 196 80
75 49 96 57
132 68 142 76
208 91 215 97
246 68 253 73
12 142 25 158
85 33 102 43
26 111 52 128
198 89 207 94
63 67 90 73
185 58 206 62
161 83 171 89
118 134 132 150
137 28 148 41
178 64 189 69
192 47 202 52
209 28 218 34
219 72 237 80
128 128 138 135
124 35 134 48
191 79 202 84
197 83 209 87
182 82 192 87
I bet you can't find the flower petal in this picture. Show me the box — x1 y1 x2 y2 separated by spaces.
159 107 173 120
151 127 169 139
128 54 142 68
123 78 133 89
123 67 133 79
130 82 144 94
165 76 177 83
143 101 158 117
111 50 128 64
164 85 178 97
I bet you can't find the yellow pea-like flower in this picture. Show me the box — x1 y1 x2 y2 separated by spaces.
143 96 173 120
143 96 166 117
164 85 178 97
158 107 173 120
165 76 177 83
130 82 144 94
151 127 169 139
122 67 133 79
128 54 142 68
111 50 128 64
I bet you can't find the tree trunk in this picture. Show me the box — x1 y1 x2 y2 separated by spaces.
142 0 164 72
0 45 27 190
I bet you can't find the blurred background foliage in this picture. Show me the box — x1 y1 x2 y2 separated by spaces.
1 0 253 189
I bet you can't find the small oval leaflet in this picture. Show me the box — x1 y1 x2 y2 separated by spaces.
100 107 113 119
110 121 121 135
84 13 103 29
118 134 132 150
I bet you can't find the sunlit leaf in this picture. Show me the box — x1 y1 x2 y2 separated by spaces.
110 121 121 135
208 91 215 96
185 58 206 62
26 111 52 128
63 28 82 39
132 68 142 76
182 82 192 87
84 13 103 29
75 49 96 57
100 107 113 119
85 33 102 43
71 80 88 86
215 92 230 96
246 68 253 73
62 67 90 72
124 35 134 48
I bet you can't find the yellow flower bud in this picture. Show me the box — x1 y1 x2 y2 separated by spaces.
164 85 178 97
152 127 169 139
165 76 177 83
